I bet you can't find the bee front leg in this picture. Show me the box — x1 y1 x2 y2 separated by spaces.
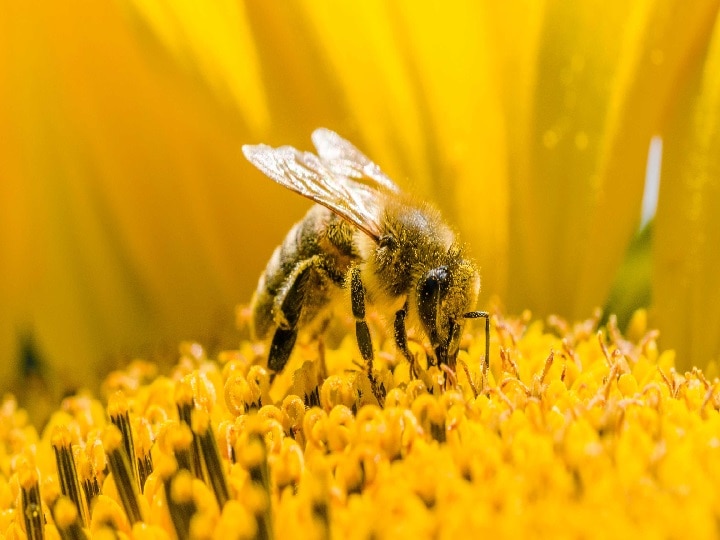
395 303 424 379
268 256 322 372
393 301 416 367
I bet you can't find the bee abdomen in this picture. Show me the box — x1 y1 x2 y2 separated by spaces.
251 220 302 339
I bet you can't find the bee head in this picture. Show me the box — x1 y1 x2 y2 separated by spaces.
416 259 480 367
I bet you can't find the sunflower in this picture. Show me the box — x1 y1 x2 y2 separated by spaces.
2 1 720 536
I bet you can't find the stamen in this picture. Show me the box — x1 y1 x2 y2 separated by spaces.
51 496 89 540
270 438 304 491
168 423 196 474
102 425 144 524
77 439 103 509
320 375 355 411
411 394 446 443
236 427 274 540
247 365 272 405
134 417 154 491
191 408 230 508
188 371 217 412
216 500 257 538
539 350 555 385
51 425 89 527
297 461 332 539
216 420 236 463
175 378 203 479
169 470 196 522
18 458 45 540
107 392 140 491
225 373 262 416
90 494 132 536
156 457 196 540
291 362 322 408
281 395 306 446
457 358 479 398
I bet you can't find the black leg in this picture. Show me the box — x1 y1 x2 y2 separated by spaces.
396 303 425 378
268 328 298 372
350 267 384 404
267 257 319 372
464 311 490 370
350 266 373 363
393 302 414 363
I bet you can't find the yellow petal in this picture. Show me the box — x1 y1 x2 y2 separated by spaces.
581 0 719 320
505 0 719 320
653 10 720 369
121 0 269 133
0 2 291 400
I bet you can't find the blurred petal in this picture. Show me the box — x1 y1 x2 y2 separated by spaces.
121 0 269 133
654 10 720 369
504 0 719 319
392 3 509 304
0 26 30 387
0 1 297 397
580 0 719 317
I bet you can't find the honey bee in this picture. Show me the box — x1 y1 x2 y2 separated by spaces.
242 128 488 376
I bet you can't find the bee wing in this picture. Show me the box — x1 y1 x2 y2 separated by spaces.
311 128 401 194
243 143 386 241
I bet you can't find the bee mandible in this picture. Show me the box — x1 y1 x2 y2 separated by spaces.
242 128 489 375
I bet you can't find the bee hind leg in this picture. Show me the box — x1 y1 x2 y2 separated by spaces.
268 328 298 373
268 256 325 372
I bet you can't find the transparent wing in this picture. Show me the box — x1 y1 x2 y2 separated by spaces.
243 143 387 241
311 128 400 194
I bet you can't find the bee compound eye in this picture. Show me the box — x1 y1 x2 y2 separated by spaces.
428 266 450 292
417 266 451 340
418 266 451 302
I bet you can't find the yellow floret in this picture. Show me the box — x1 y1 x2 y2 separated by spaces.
2 310 720 539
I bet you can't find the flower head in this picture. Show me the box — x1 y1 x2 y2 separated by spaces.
2 311 720 538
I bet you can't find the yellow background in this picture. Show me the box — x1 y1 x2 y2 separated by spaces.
2 1 720 408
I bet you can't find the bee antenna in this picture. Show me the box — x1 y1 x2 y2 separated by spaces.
464 311 490 370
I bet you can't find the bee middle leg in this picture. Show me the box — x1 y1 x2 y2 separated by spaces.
350 266 374 363
350 266 384 403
